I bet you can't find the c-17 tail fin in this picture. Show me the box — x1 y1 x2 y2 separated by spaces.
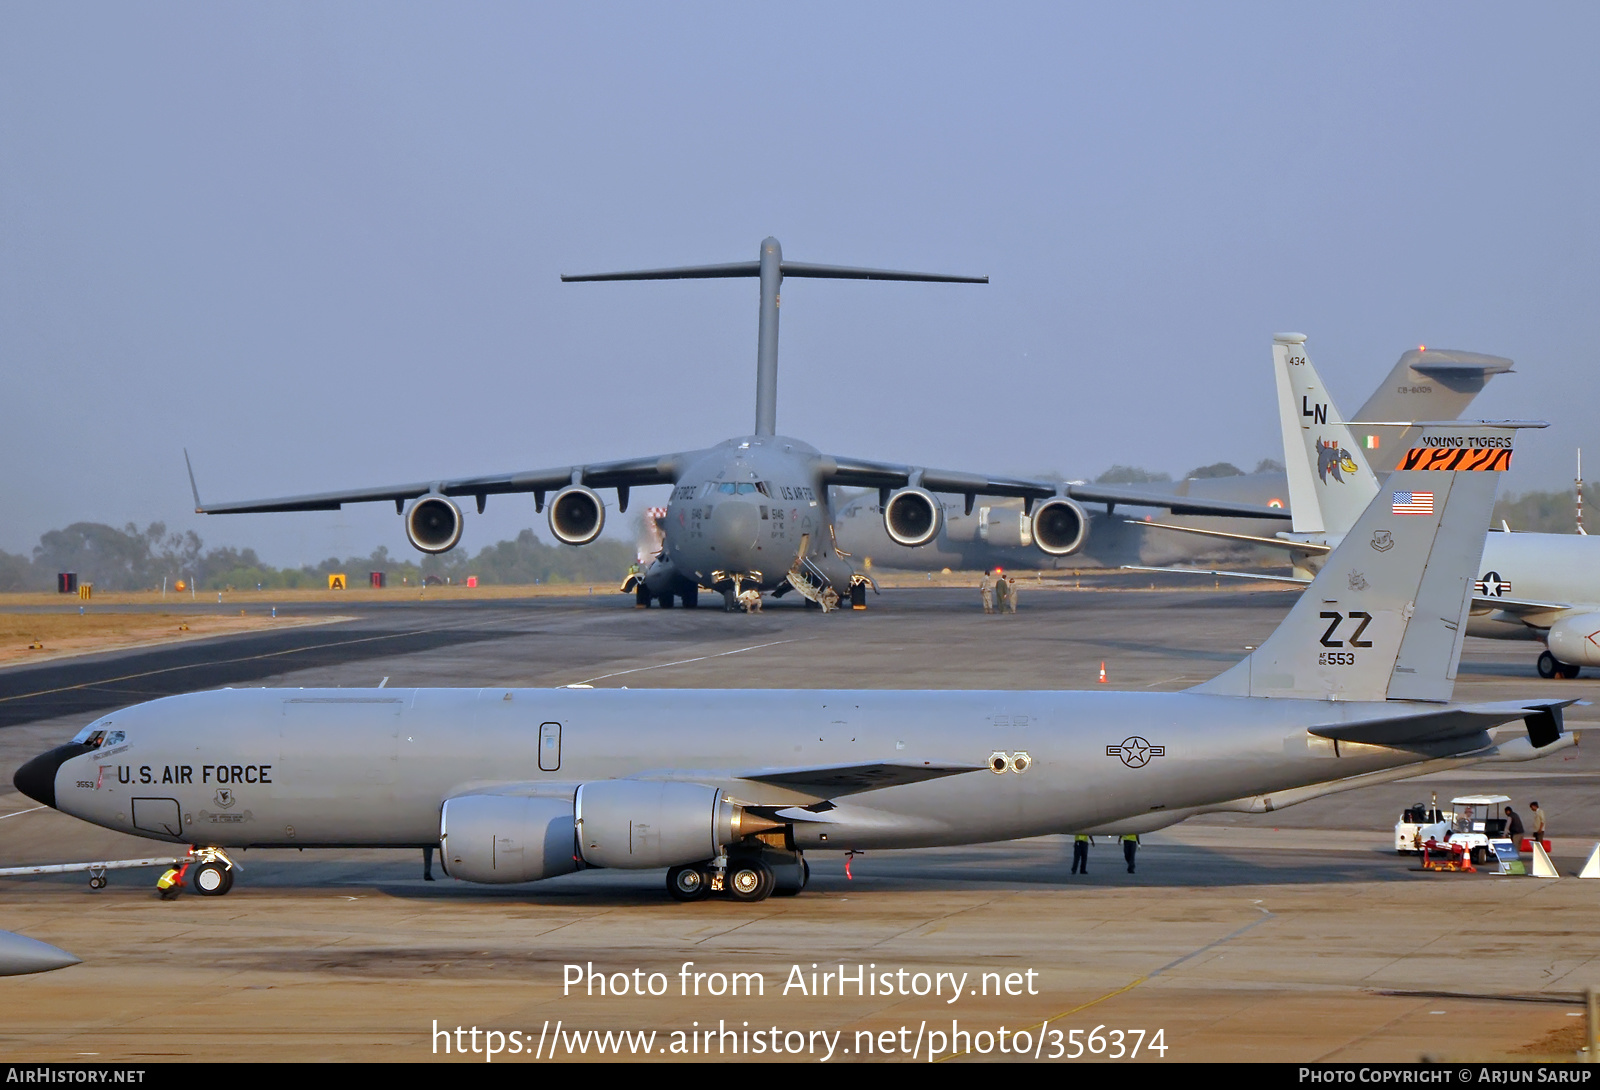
1193 421 1536 702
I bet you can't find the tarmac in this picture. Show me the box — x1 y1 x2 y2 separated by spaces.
1 579 1597 1063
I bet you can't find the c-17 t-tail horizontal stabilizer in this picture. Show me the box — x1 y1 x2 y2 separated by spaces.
1193 421 1539 702
563 237 986 438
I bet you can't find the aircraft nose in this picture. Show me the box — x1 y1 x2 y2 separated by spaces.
710 499 761 555
0 930 81 976
12 743 88 809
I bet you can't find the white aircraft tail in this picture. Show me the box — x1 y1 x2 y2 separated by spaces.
1194 421 1528 702
1272 334 1381 536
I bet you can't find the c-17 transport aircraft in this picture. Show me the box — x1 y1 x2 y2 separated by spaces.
16 422 1571 902
1140 334 1600 680
188 238 1289 611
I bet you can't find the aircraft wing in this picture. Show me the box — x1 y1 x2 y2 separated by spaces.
1122 565 1310 585
1136 520 1333 553
820 455 1293 520
1474 594 1577 618
737 760 985 795
189 451 689 515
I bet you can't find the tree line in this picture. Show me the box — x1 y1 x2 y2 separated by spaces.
0 523 634 593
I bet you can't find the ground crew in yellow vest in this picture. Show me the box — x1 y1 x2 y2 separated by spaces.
1122 833 1140 873
1071 833 1093 874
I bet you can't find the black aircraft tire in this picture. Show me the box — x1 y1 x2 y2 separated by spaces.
1538 651 1559 679
1560 662 1582 680
635 585 651 607
658 592 675 609
726 860 773 903
681 586 699 609
851 583 867 609
723 589 739 612
193 861 232 896
666 865 710 902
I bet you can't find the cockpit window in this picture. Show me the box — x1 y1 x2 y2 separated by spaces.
718 482 762 495
70 726 124 749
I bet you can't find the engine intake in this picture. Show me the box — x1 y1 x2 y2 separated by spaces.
549 486 605 546
405 494 464 554
1548 612 1600 667
1030 498 1089 557
574 780 779 869
440 794 578 884
883 488 943 548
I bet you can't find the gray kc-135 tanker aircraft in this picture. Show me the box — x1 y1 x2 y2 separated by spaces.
1141 334 1600 680
16 422 1573 902
188 238 1289 611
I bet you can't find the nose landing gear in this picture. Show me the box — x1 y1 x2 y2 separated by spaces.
156 847 239 899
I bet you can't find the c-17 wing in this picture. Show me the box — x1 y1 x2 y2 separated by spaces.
187 450 690 515
819 454 1293 520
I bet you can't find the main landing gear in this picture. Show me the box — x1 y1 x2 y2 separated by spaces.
1538 650 1582 680
666 849 809 904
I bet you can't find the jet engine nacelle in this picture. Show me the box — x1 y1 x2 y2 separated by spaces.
1547 612 1600 667
439 794 578 884
574 779 777 869
882 488 943 548
1030 498 1089 557
405 494 464 554
549 486 606 546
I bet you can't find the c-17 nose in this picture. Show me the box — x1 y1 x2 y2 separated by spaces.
12 743 88 809
710 498 762 557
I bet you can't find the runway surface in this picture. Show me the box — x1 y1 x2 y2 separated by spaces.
2 581 1597 1062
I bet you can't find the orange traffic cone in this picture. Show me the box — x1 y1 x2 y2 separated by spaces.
1098 662 1107 684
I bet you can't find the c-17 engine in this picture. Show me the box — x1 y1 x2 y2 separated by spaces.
1029 498 1090 557
882 488 943 548
549 486 606 546
404 494 464 554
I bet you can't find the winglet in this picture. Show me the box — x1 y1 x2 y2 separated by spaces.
184 449 204 513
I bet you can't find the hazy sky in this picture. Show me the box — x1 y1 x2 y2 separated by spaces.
3 4 1595 565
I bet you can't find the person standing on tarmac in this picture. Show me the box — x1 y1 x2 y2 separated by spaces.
1122 833 1139 873
1071 834 1093 874
1531 801 1547 844
1004 575 1019 614
980 570 996 614
1504 806 1525 846
994 573 1011 615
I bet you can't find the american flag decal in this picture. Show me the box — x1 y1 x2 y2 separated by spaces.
1392 491 1434 515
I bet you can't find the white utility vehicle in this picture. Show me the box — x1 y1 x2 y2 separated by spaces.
1394 795 1448 853
1408 794 1513 866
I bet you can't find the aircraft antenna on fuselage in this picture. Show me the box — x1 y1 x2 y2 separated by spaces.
562 238 986 437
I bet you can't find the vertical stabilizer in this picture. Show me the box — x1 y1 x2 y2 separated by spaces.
1273 334 1380 537
1351 348 1514 458
1194 423 1525 702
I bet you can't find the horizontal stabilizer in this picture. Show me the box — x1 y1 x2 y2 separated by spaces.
1308 700 1575 746
562 261 986 284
